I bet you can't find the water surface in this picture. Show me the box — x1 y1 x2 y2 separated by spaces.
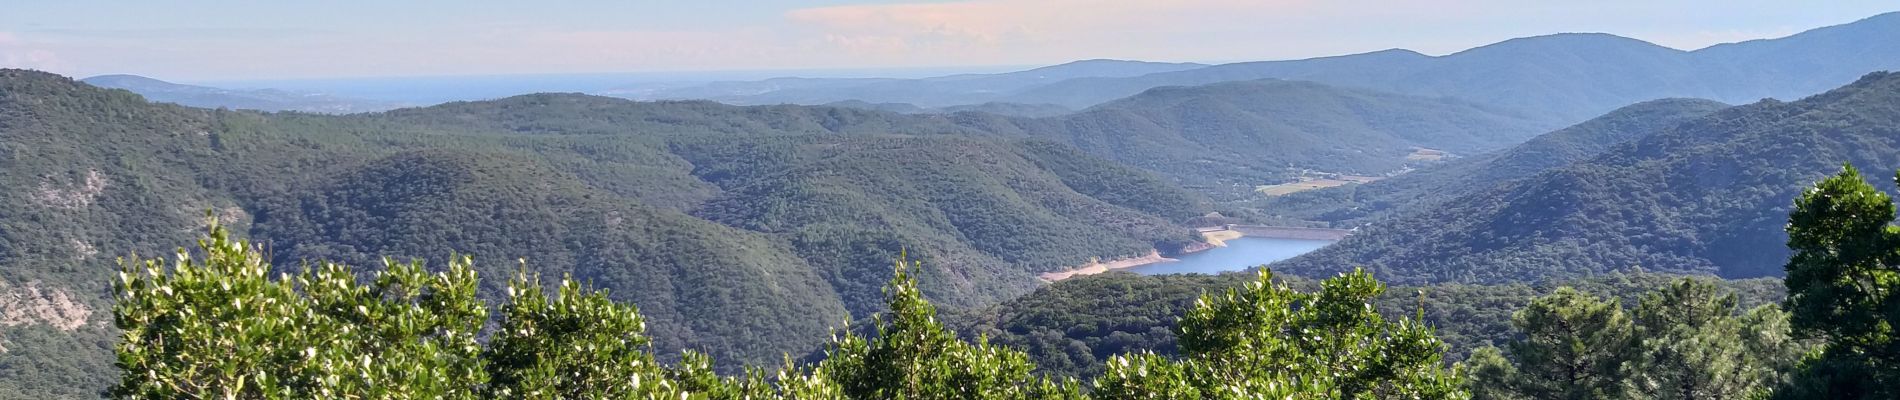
1127 237 1333 276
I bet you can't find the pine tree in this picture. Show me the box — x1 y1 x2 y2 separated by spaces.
1776 165 1900 399
1468 288 1633 400
1622 279 1756 399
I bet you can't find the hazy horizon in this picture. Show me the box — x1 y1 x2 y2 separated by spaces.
4 1 1896 81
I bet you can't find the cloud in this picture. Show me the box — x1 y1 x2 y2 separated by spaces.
783 0 1308 58
0 32 70 72
27 27 334 41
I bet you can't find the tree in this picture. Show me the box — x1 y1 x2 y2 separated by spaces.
482 269 683 399
114 227 1464 399
1622 279 1758 399
1093 269 1467 399
808 256 1084 399
1777 165 1900 399
1468 280 1808 400
1469 287 1633 400
112 221 490 399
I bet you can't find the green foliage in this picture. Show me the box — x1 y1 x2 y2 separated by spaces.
1472 288 1634 399
809 257 1084 399
110 225 1481 399
484 270 679 398
1775 165 1900 399
960 270 1786 380
1623 280 1762 399
1469 279 1807 400
1093 269 1467 399
112 221 489 399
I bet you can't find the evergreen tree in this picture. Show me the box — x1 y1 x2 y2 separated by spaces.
1622 279 1757 399
1469 288 1634 400
1469 280 1807 400
1777 165 1900 399
1093 269 1467 399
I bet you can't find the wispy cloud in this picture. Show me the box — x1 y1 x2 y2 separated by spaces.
27 27 335 40
0 31 68 72
783 0 1310 59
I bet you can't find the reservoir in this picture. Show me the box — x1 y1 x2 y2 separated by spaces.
1127 237 1334 275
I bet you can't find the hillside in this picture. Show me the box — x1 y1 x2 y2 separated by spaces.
1273 71 1900 284
381 81 1556 203
1002 13 1900 121
991 80 1559 198
0 69 1213 396
1266 98 1730 224
247 150 851 364
81 74 399 113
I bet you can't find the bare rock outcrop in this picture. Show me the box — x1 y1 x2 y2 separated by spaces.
32 169 108 209
0 280 92 331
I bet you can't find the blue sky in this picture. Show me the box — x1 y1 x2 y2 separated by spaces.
2 1 1895 81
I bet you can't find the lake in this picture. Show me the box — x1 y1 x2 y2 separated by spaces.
1126 237 1334 275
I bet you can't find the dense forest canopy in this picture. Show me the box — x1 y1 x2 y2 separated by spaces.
0 69 1217 395
1265 98 1730 225
105 165 1892 399
1276 72 1900 284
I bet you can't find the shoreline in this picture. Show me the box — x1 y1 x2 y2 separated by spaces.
1036 226 1349 283
1038 249 1177 282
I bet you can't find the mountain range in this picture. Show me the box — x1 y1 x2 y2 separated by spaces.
0 70 1207 394
620 12 1900 124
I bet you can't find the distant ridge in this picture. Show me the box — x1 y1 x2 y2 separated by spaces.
612 59 1206 107
1004 13 1900 121
633 12 1900 123
81 74 400 113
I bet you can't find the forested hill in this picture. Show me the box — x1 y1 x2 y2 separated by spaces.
375 80 1559 200
1267 98 1730 224
1002 12 1900 121
1274 71 1900 284
0 69 1211 396
967 79 1560 197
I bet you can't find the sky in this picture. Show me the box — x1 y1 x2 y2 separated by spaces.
1 1 1896 81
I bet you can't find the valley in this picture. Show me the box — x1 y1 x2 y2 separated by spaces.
5 6 1900 399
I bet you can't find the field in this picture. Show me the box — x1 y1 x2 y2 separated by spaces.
1406 148 1448 161
1254 180 1360 196
1198 229 1244 246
